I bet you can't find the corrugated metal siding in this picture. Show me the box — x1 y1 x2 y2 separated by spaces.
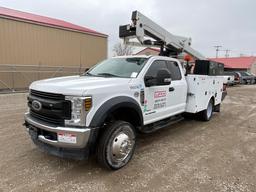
0 17 107 90
0 17 107 66
251 62 256 74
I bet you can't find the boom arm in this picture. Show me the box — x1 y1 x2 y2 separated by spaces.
119 11 206 60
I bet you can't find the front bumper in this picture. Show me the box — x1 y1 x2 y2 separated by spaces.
24 112 98 160
24 112 90 148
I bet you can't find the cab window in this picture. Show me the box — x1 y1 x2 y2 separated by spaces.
145 60 168 78
166 61 182 80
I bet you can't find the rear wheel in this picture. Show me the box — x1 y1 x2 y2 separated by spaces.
199 99 213 121
96 121 136 170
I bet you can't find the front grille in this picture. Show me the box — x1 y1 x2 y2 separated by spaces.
30 89 64 100
28 89 71 126
30 110 64 126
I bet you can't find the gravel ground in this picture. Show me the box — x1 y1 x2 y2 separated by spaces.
0 85 256 192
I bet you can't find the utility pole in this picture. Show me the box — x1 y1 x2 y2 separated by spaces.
224 49 231 58
214 45 222 58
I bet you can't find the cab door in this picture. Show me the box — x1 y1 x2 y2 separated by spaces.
165 60 187 114
143 60 171 125
143 59 187 125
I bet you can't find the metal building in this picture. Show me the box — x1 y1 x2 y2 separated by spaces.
0 6 108 92
210 57 256 74
135 47 160 56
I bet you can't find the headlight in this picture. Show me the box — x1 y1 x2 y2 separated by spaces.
65 96 92 127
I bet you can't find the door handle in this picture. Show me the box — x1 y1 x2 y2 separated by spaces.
169 87 175 92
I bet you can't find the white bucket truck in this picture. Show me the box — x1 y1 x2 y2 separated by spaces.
24 11 226 169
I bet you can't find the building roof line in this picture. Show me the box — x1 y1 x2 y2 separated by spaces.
135 47 160 55
209 56 256 69
0 6 108 38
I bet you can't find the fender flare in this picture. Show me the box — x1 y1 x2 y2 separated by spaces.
209 95 215 105
89 96 143 127
205 95 214 107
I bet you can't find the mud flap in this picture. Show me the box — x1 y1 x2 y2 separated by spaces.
222 91 227 101
214 104 221 112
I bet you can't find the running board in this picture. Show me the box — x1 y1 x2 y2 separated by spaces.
141 115 184 133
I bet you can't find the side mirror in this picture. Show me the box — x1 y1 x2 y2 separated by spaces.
156 69 171 86
144 76 155 87
85 68 90 73
144 69 171 87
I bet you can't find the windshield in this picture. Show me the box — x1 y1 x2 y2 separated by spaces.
223 71 234 75
239 71 249 76
85 57 148 78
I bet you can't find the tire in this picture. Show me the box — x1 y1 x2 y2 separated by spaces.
199 99 213 121
96 120 136 170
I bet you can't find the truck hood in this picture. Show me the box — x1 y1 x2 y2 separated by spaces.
30 75 131 96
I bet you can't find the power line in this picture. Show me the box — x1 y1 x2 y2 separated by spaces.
214 45 222 58
224 49 231 58
226 49 256 57
219 49 231 57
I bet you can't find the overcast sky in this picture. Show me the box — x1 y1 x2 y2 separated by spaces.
0 0 255 58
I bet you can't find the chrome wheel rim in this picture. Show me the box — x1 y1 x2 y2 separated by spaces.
111 131 134 162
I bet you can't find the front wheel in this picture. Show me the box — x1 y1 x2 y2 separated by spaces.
199 99 213 121
96 121 136 170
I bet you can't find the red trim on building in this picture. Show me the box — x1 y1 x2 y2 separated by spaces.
209 57 256 69
0 6 107 37
135 47 160 55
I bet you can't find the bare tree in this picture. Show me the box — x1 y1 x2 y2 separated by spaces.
113 42 133 56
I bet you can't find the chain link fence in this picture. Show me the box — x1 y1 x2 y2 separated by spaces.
0 64 86 93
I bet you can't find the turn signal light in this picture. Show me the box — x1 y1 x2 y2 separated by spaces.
85 97 92 111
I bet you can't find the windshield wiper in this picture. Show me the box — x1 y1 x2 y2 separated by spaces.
97 73 120 77
84 72 94 76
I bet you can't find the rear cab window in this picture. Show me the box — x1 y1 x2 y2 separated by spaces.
166 61 182 80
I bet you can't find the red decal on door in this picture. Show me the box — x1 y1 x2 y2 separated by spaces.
154 91 166 98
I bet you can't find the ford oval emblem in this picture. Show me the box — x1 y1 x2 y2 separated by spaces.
32 100 42 111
